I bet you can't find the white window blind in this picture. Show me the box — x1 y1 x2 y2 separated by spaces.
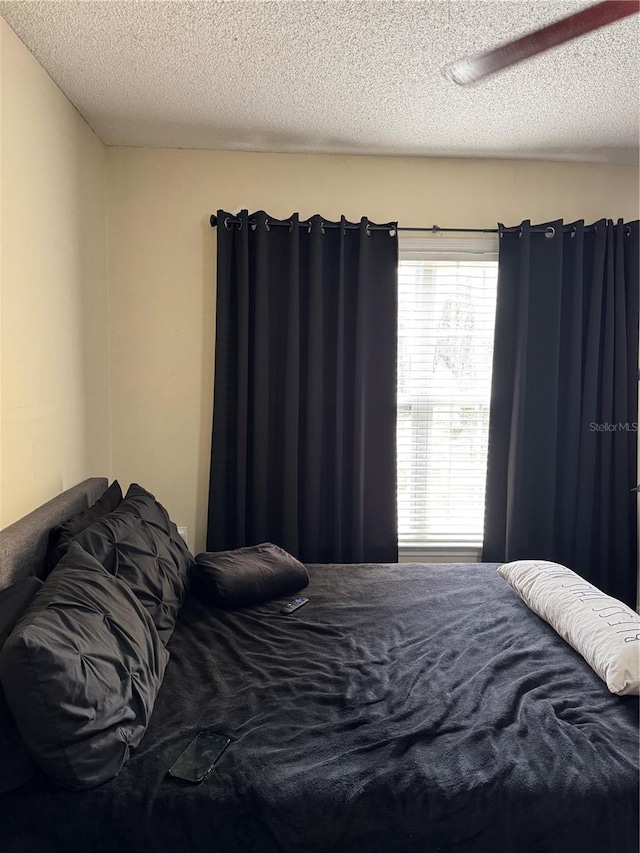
397 235 499 549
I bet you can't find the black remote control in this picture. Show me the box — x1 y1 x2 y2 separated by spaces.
281 597 309 614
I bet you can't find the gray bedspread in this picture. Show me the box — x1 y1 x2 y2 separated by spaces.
3 562 638 852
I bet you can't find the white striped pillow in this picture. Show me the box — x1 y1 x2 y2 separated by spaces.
498 560 640 696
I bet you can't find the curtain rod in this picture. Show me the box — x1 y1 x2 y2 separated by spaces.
210 215 503 234
209 215 608 236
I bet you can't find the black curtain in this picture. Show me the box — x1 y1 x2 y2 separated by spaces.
483 218 639 606
207 210 398 563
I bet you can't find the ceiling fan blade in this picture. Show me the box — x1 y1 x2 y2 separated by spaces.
444 0 640 85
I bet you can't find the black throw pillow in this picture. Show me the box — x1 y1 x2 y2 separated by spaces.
73 484 193 644
194 543 309 610
0 577 42 793
0 543 168 791
45 480 123 573
0 577 43 648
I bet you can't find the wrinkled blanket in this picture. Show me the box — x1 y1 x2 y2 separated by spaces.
4 563 638 853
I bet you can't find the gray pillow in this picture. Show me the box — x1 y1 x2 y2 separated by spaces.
74 484 193 644
0 543 168 790
45 479 123 574
0 577 42 793
0 577 42 648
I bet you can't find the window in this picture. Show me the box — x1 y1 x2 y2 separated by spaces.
397 236 499 556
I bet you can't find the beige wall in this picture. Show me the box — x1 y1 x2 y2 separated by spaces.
0 20 110 526
106 147 639 552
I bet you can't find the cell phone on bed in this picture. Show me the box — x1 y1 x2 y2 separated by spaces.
168 731 231 783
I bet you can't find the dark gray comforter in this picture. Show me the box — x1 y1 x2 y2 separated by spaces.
4 563 639 852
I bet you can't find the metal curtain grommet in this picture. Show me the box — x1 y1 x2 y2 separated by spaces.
224 216 233 230
545 226 555 239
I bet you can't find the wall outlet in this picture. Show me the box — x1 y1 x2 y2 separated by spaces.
177 526 188 546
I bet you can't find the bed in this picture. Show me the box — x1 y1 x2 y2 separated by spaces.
1 479 638 852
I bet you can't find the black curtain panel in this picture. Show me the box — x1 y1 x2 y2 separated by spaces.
207 210 398 563
483 219 639 606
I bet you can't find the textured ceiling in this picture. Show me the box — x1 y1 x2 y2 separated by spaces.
1 0 638 164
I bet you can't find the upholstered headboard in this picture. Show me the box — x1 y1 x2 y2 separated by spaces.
0 478 108 590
